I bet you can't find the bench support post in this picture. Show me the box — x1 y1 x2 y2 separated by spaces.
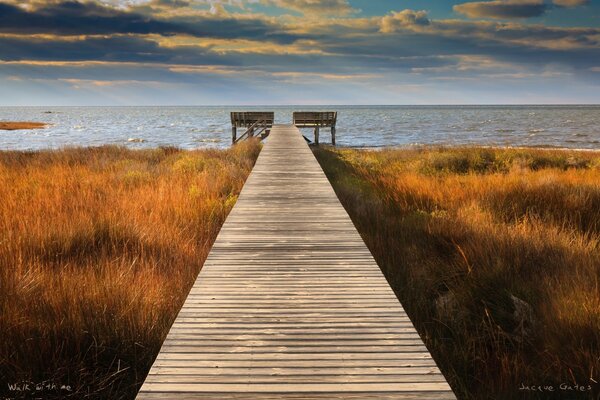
331 126 336 146
314 127 320 145
232 126 237 144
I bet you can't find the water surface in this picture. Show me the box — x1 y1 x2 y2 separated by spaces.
0 105 598 150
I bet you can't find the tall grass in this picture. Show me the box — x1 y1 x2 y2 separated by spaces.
0 141 260 399
314 146 600 400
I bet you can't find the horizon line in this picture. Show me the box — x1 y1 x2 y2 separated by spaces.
2 104 600 107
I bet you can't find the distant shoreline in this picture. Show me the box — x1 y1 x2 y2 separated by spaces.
0 121 47 130
1 104 599 108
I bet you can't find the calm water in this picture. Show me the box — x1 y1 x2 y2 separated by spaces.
0 105 598 150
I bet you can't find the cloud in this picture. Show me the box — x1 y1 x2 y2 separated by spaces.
271 71 380 82
453 0 589 19
264 0 356 16
0 34 249 72
552 0 589 6
379 10 430 33
431 19 600 51
376 8 600 54
454 0 548 19
0 1 299 43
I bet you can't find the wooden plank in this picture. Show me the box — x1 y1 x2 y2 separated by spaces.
136 125 455 399
148 359 439 368
142 375 449 384
138 392 456 400
140 382 452 392
145 367 441 375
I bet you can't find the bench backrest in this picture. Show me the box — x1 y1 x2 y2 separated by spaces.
293 112 337 128
230 112 274 127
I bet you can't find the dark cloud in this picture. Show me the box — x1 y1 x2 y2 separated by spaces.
553 0 589 7
0 35 237 65
0 1 299 43
1 8 599 76
321 16 600 73
151 0 191 7
453 1 548 19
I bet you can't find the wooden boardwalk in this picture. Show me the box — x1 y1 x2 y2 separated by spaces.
137 125 456 399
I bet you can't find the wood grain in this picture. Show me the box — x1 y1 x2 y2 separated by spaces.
136 125 455 399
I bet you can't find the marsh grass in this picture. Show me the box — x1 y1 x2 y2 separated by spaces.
0 141 260 399
314 146 600 399
0 122 47 130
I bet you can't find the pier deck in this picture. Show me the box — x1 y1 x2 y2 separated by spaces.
137 125 455 399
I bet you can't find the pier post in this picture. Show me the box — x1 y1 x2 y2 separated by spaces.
331 126 336 146
232 126 237 144
314 127 320 145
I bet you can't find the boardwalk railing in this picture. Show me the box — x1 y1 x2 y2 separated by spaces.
137 124 455 399
230 112 275 144
293 111 337 145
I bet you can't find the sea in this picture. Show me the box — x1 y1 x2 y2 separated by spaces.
0 105 598 151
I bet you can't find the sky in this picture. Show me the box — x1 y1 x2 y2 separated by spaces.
0 0 599 105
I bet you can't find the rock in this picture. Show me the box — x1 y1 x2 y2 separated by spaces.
128 138 146 143
436 292 457 317
435 291 536 341
510 294 536 341
435 291 468 325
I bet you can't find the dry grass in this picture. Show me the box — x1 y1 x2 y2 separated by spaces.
313 146 600 400
0 122 47 130
0 141 260 399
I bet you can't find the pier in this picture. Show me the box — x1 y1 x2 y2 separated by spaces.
137 124 455 399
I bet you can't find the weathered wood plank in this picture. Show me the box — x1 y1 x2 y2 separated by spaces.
140 382 452 392
145 367 442 376
136 125 455 399
148 359 439 369
141 375 449 384
138 392 456 400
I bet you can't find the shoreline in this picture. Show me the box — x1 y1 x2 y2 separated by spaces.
1 143 598 153
346 144 600 153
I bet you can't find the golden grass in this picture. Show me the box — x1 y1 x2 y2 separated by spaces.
313 146 600 400
0 121 47 130
0 141 260 399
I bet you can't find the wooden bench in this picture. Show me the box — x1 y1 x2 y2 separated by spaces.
293 112 337 145
230 112 275 144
